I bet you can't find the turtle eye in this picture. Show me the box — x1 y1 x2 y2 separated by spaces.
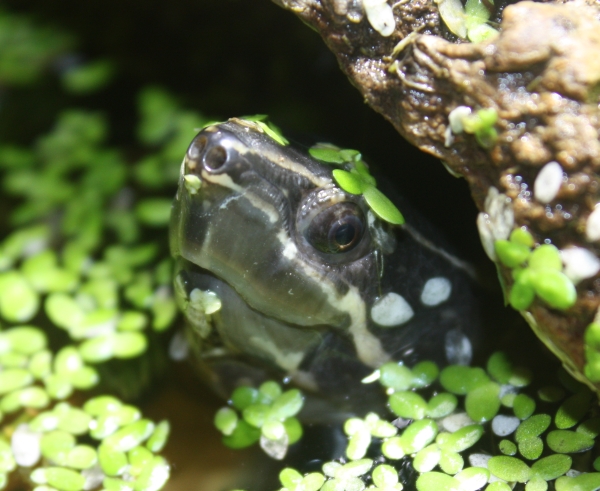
305 203 365 254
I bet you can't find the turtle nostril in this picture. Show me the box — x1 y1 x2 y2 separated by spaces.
204 145 228 170
186 136 207 170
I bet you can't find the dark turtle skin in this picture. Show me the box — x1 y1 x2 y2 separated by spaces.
169 118 480 414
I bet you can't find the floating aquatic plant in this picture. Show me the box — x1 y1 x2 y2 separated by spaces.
213 381 304 460
584 322 600 382
494 228 577 311
309 144 405 225
448 106 499 149
224 350 600 491
0 10 220 489
240 115 290 146
437 0 499 44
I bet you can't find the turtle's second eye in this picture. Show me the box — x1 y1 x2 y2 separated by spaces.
305 203 365 254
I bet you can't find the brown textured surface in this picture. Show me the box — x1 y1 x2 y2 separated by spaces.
272 0 600 387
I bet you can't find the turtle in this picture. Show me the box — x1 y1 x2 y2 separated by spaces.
169 117 481 415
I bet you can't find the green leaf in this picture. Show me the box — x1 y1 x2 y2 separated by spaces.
437 424 483 453
510 228 535 248
270 389 304 419
426 393 458 419
509 366 533 387
308 145 345 164
363 185 405 225
499 439 517 455
577 417 600 438
231 386 258 410
332 169 366 195
440 366 489 395
242 404 270 428
62 59 115 94
529 244 562 271
416 472 460 491
379 362 414 390
585 323 600 350
518 436 543 460
525 476 548 491
256 120 289 146
509 277 536 310
98 443 128 476
399 419 438 454
485 483 511 491
439 449 463 475
413 445 442 472
438 0 467 38
352 160 376 185
388 391 428 420
258 381 282 402
44 466 86 491
372 464 399 488
302 473 325 491
454 466 490 491
283 417 303 444
530 269 577 310
488 456 532 482
214 407 238 436
465 381 500 422
487 352 513 384
146 420 170 453
381 436 405 460
0 271 39 322
513 394 536 420
555 473 600 491
339 149 361 162
475 108 498 128
279 468 302 490
546 430 594 454
555 391 593 429
337 458 373 478
411 361 439 388
66 444 97 470
531 454 571 481
134 198 172 227
515 414 551 442
495 240 531 268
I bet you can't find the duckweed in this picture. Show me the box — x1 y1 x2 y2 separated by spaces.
486 352 513 384
488 456 532 482
495 231 577 311
229 351 600 491
426 393 458 418
440 366 489 394
584 322 600 382
555 391 593 429
389 391 428 420
531 454 571 481
546 430 595 454
448 106 498 148
555 473 600 491
309 144 404 225
465 382 501 422
514 394 536 420
214 380 304 459
416 471 459 491
499 439 517 455
0 18 188 488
